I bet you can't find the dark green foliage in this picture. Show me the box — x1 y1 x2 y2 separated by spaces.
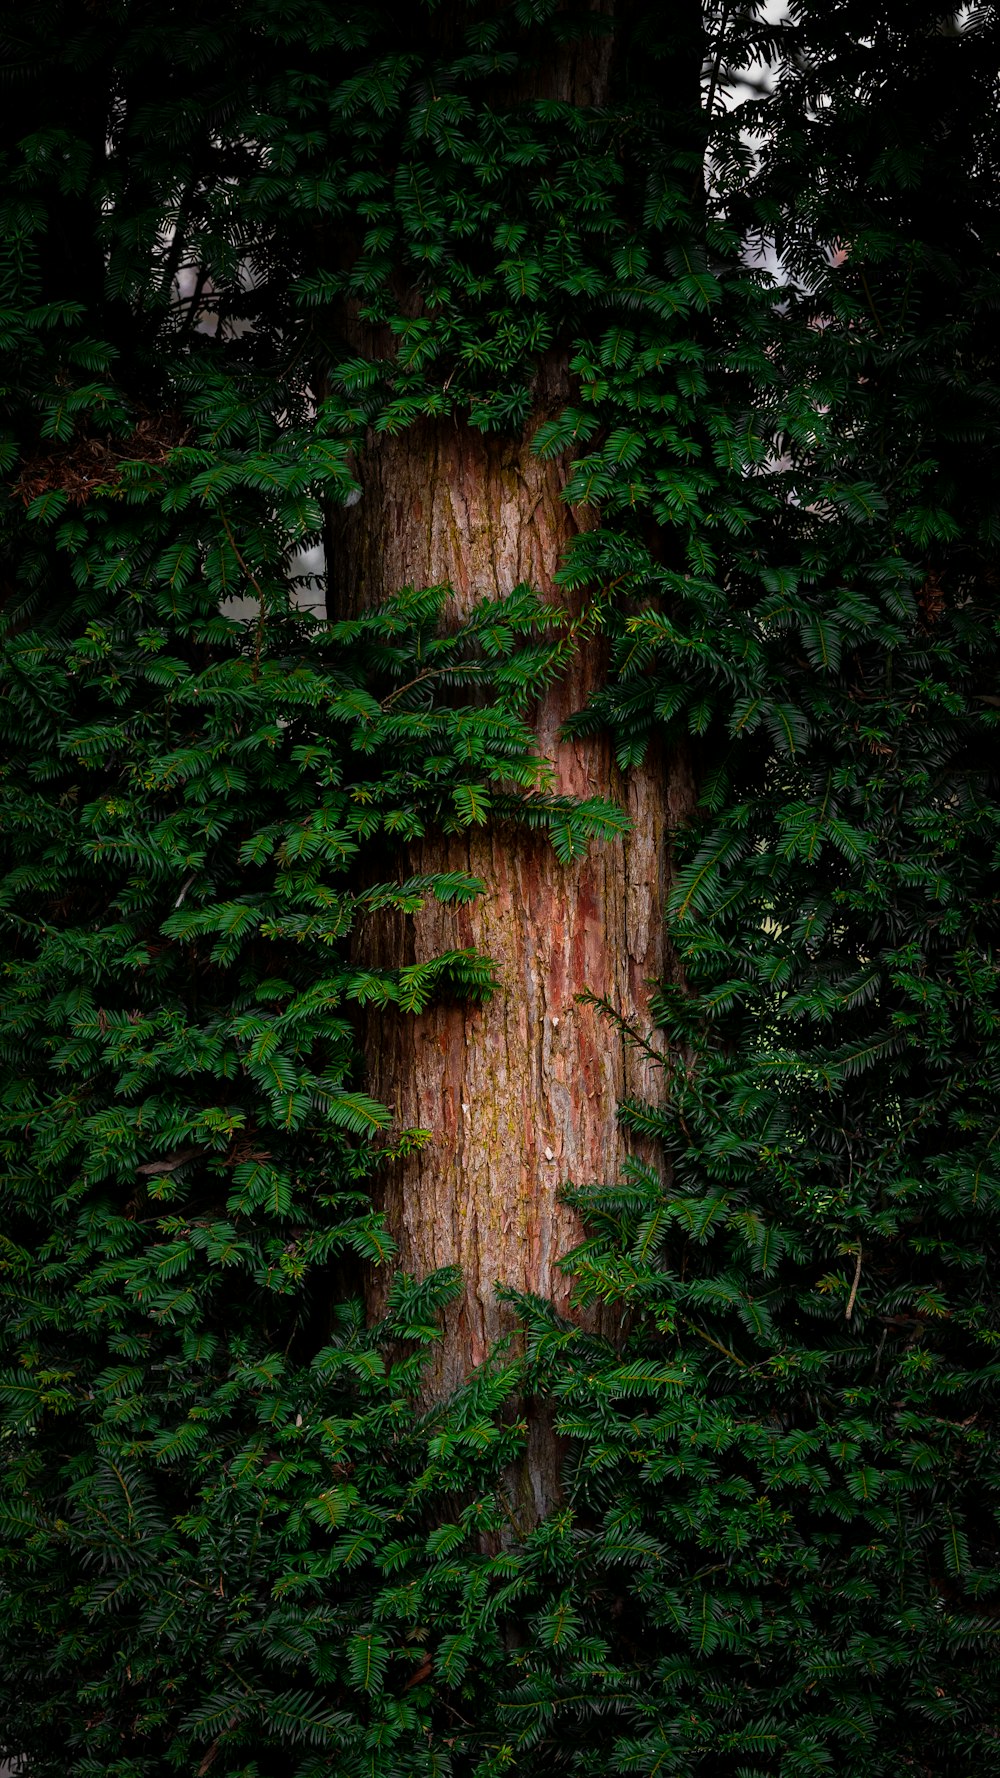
2 1 1000 1774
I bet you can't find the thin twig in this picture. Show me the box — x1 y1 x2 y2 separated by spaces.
220 510 268 680
859 268 885 337
677 1312 747 1368
176 265 212 343
379 663 488 711
702 3 733 139
845 1247 863 1320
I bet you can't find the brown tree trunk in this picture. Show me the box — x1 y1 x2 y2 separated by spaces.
325 1 701 1520
329 399 694 1515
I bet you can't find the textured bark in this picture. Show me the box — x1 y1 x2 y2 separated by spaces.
330 410 694 1510
325 1 701 1519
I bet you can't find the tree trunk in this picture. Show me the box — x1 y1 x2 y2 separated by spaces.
326 2 701 1519
329 397 694 1511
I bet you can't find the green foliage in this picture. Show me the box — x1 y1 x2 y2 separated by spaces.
2 1 1000 1775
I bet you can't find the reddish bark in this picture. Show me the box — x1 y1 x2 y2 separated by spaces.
330 405 694 1514
325 1 702 1517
